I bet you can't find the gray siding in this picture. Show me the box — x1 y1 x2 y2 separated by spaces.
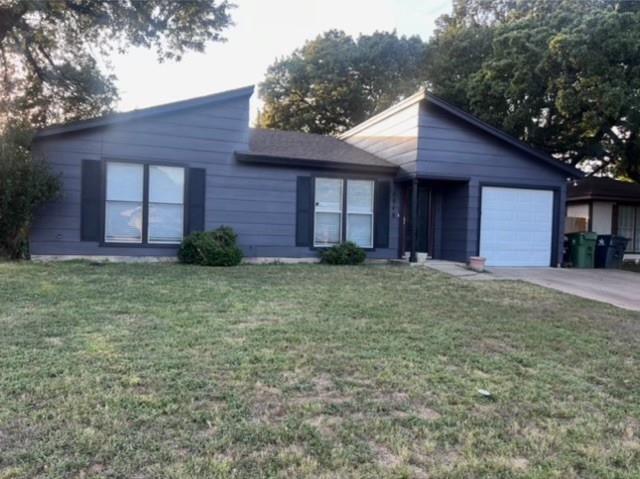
31 96 399 259
417 102 568 264
341 102 420 175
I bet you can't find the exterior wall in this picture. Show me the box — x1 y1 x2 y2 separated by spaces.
417 101 569 265
31 96 399 259
592 201 614 234
340 102 420 175
567 203 590 220
438 183 470 262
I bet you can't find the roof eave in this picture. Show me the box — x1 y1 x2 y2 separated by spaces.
235 151 398 175
35 85 255 139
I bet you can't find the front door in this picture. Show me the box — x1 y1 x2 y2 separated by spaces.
402 184 430 254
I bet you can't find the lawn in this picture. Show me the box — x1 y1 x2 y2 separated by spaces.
1 262 639 478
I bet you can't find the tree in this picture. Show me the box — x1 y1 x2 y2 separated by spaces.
0 0 234 129
258 30 426 135
0 127 60 258
425 0 640 181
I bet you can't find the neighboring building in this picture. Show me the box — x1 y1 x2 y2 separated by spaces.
30 86 580 266
567 177 640 259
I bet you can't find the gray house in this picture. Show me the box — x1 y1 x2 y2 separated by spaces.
31 86 580 266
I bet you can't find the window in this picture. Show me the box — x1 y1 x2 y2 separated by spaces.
104 161 185 245
314 178 343 246
105 162 143 243
148 166 184 244
618 205 640 252
313 177 375 248
347 180 374 248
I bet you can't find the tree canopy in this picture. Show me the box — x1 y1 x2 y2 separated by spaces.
258 30 427 135
0 0 234 129
259 0 640 181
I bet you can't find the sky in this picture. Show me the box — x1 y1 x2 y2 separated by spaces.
110 0 453 119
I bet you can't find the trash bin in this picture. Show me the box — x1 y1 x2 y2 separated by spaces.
595 235 628 268
567 232 597 268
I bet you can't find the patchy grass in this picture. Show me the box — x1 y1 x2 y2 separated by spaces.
1 261 639 478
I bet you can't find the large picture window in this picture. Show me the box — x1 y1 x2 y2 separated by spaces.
314 177 374 248
618 205 640 252
104 161 185 245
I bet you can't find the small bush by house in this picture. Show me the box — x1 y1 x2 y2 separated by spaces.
178 226 243 266
319 242 366 265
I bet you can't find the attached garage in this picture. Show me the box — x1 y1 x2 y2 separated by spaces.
479 186 555 267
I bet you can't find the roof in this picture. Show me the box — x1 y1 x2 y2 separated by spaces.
339 89 582 178
35 85 255 138
235 128 398 173
568 177 640 202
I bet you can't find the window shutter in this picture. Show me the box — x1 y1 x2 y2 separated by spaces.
80 160 102 241
374 180 391 248
296 176 313 246
187 168 206 233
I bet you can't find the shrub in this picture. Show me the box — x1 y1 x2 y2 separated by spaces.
319 241 366 265
0 128 61 259
178 226 243 266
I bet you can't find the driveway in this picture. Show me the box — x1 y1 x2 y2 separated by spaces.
490 267 640 312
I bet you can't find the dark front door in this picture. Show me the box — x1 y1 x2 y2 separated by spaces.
402 184 430 254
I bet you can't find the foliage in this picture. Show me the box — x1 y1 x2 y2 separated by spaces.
319 241 366 265
178 226 243 266
258 30 426 134
425 0 640 181
0 0 234 129
0 128 60 259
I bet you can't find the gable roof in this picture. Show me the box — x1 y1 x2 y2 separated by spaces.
235 128 398 173
339 89 582 178
35 85 255 138
568 177 640 202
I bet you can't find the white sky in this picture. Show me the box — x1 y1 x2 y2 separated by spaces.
110 0 453 121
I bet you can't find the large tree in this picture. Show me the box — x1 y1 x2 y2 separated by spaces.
258 30 427 135
0 0 234 129
425 0 640 181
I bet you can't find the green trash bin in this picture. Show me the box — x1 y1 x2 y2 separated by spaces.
567 232 598 268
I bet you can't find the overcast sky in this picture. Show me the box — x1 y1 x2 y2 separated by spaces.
110 0 453 117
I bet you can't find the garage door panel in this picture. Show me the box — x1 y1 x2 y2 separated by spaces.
480 187 554 267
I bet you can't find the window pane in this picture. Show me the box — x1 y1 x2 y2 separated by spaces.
148 204 183 244
149 166 184 204
106 163 143 202
315 178 342 212
347 213 373 248
314 212 341 246
618 206 636 251
105 201 142 243
347 180 373 213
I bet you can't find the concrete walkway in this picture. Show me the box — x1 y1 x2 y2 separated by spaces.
423 260 640 312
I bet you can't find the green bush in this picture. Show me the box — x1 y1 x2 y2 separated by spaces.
319 241 366 265
178 226 243 266
0 128 61 259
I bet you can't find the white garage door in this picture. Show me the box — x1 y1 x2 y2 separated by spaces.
480 186 554 267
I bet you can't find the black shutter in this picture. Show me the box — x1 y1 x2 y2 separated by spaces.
80 160 102 241
374 180 391 249
296 176 313 246
187 168 206 233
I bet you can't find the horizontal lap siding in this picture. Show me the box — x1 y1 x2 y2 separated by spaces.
418 102 567 262
342 103 420 175
31 96 399 259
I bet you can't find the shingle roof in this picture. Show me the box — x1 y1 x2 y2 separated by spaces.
239 128 396 171
568 177 640 202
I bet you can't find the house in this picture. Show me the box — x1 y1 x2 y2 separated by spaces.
567 177 640 260
30 86 581 266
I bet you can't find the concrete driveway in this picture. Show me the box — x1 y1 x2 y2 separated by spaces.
490 267 640 312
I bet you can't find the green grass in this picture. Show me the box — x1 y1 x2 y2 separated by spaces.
1 261 639 478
